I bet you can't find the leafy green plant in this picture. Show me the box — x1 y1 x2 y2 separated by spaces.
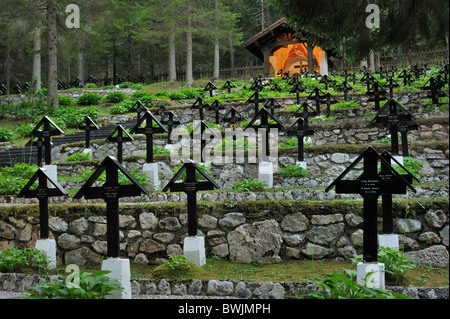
172 163 212 181
232 179 267 192
0 163 38 194
65 152 92 162
0 248 50 274
279 164 309 178
0 128 13 142
165 255 192 276
77 93 102 106
297 269 411 299
351 247 416 286
81 169 148 187
333 100 360 109
15 123 36 137
58 95 73 107
50 105 100 128
84 83 97 89
19 270 123 299
105 92 127 103
109 104 130 115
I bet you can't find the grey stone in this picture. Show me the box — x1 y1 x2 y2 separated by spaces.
139 212 158 230
134 253 149 265
424 210 448 228
345 213 363 227
158 217 181 231
440 226 449 246
207 280 234 296
282 233 304 246
0 221 15 240
330 153 349 164
396 219 422 233
57 233 80 250
64 247 101 265
280 213 309 232
172 283 187 295
408 245 449 267
49 217 68 232
188 279 203 295
70 217 88 235
153 232 174 243
418 232 441 244
227 220 282 264
253 282 285 299
158 279 171 294
218 213 246 228
235 282 252 298
140 239 165 253
310 214 343 225
198 214 217 229
92 240 107 255
119 215 136 228
302 243 333 259
306 223 345 245
350 229 364 247
211 244 229 258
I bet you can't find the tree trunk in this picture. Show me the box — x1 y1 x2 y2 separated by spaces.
47 0 59 108
112 39 117 85
213 38 220 79
186 14 194 88
32 26 42 90
229 35 235 77
307 44 315 73
77 38 84 87
168 34 177 81
5 31 12 95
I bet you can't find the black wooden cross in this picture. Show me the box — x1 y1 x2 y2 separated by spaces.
286 118 315 162
75 156 149 258
221 80 236 93
336 80 353 102
27 116 65 166
320 92 339 118
326 146 416 262
290 80 306 105
382 77 400 99
208 99 225 124
160 111 182 145
204 81 217 97
398 69 412 87
269 82 282 92
106 125 134 163
130 111 168 163
244 107 284 157
294 102 317 128
307 87 327 115
18 168 68 239
397 121 419 157
162 161 219 236
191 97 210 121
370 99 416 156
190 121 220 163
221 107 246 127
130 101 149 122
366 81 388 111
247 91 266 114
319 75 331 90
78 116 100 149
361 72 376 91
263 98 282 115
378 151 419 235
421 77 447 106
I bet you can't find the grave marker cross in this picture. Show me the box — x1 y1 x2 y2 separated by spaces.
191 97 210 121
162 161 219 236
221 107 246 127
75 156 149 258
78 116 100 149
208 99 225 124
221 80 236 93
370 99 416 156
106 125 134 163
290 81 306 105
130 111 168 163
204 81 217 97
190 121 220 163
247 91 266 114
18 168 68 239
286 117 315 162
160 111 182 145
421 77 447 106
382 77 400 99
307 87 327 115
263 98 282 115
130 101 149 122
326 146 416 262
320 93 339 118
27 116 65 166
398 69 412 87
366 81 388 111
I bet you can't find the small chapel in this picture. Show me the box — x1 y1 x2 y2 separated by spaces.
243 18 330 77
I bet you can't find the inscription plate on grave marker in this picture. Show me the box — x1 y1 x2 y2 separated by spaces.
360 179 380 196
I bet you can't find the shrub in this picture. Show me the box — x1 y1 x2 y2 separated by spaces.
152 255 193 279
15 123 35 137
232 179 267 192
296 269 411 299
0 248 50 274
0 163 39 195
50 105 100 128
279 164 309 178
77 93 102 106
19 270 123 299
105 92 127 103
84 83 97 88
109 104 129 115
0 128 13 142
58 95 73 107
334 100 360 109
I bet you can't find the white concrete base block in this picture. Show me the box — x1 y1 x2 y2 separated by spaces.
143 163 160 191
258 162 273 188
183 236 206 267
43 165 57 188
35 239 57 269
393 156 404 166
296 161 307 169
378 234 399 250
101 258 131 299
356 262 385 289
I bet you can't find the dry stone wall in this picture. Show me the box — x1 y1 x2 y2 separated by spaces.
0 201 448 267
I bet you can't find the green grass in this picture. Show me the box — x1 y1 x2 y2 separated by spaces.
15 258 449 287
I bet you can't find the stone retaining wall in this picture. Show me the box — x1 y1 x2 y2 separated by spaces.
0 273 448 299
1 201 448 266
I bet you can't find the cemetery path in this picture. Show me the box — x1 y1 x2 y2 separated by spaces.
0 119 138 168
